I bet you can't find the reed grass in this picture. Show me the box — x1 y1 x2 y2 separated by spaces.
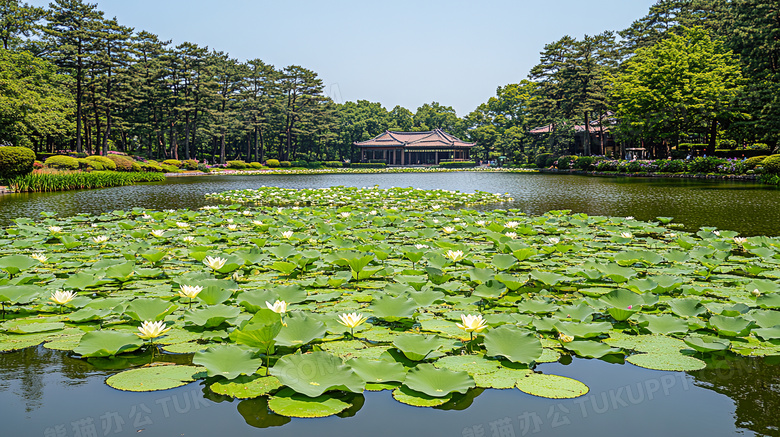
7 171 166 192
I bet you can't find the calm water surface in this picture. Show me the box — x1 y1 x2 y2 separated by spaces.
1 172 778 436
1 172 779 235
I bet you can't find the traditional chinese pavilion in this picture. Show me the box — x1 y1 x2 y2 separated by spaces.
354 129 475 165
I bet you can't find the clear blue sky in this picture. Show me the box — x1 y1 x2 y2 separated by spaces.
30 0 657 116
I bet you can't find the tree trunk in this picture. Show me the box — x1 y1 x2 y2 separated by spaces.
583 112 591 156
707 119 717 156
220 130 226 164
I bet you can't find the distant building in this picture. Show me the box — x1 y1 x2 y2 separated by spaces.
354 129 475 165
529 121 617 156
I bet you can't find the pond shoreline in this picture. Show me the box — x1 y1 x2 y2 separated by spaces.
539 168 761 181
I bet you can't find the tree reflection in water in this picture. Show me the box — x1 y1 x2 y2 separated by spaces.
690 355 780 437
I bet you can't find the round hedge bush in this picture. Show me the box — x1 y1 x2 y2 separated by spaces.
45 155 80 170
280 161 291 167
162 159 182 168
266 159 280 168
535 153 552 168
227 160 247 169
744 155 768 170
248 162 264 169
107 154 135 171
86 155 117 171
761 155 780 174
182 159 199 170
0 146 35 177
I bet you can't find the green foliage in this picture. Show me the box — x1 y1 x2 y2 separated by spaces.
0 146 35 177
85 155 117 171
227 160 247 169
535 153 553 167
555 155 578 170
44 155 79 170
107 155 135 171
574 156 595 170
323 161 342 168
7 171 166 192
351 163 386 169
280 161 291 167
761 155 780 174
686 156 725 173
77 158 98 170
266 159 280 168
744 156 767 170
247 162 264 169
182 159 199 170
439 161 476 168
162 159 182 168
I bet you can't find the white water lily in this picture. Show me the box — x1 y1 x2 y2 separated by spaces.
621 232 633 239
91 235 108 244
265 300 288 314
415 244 429 250
179 285 203 299
141 214 153 219
182 236 195 244
50 290 76 305
442 226 455 234
445 249 465 262
734 237 747 245
713 230 721 236
242 211 252 216
337 312 367 336
475 220 486 226
752 289 761 297
559 333 574 343
252 220 263 226
281 230 294 239
546 237 560 245
203 256 227 271
150 229 165 237
339 212 351 218
369 210 378 215
48 226 62 233
226 224 238 231
176 222 189 228
625 216 634 220
505 232 517 239
136 320 171 340
30 253 48 263
457 314 487 334
504 221 519 229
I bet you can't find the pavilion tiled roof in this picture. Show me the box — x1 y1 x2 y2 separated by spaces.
354 129 475 149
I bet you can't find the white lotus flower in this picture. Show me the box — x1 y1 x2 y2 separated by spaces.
176 222 189 228
182 236 195 244
252 220 264 226
621 232 633 239
505 232 517 239
337 312 367 329
369 210 378 215
178 285 203 299
242 211 252 216
456 314 487 333
281 230 294 239
339 212 351 218
734 237 747 245
415 244 429 250
204 256 227 270
713 230 720 236
136 320 171 340
445 249 464 262
91 235 108 244
150 229 165 237
265 300 288 314
50 290 76 305
48 226 62 233
226 224 238 231
504 221 519 229
547 237 560 245
625 216 634 220
476 220 486 226
142 214 153 219
433 219 440 224
442 226 455 234
752 289 761 297
30 253 48 263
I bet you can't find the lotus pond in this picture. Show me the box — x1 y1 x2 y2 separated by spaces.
1 182 778 436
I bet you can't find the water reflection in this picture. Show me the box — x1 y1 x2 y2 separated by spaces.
691 355 780 436
1 173 778 235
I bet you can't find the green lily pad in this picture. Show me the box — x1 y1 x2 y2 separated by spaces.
483 326 542 364
564 340 622 359
270 351 365 397
106 365 202 391
347 357 407 383
274 313 327 347
683 336 730 352
73 330 143 357
392 334 447 361
402 363 474 397
473 367 533 389
209 374 283 398
433 354 502 375
626 353 706 371
392 385 452 407
515 373 589 399
268 388 351 418
193 345 264 380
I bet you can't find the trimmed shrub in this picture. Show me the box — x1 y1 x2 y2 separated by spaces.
162 159 182 168
107 154 135 171
266 159 280 168
556 155 578 170
45 155 80 170
159 164 179 173
351 162 386 169
761 155 780 174
181 159 199 170
197 163 210 172
657 159 686 173
595 160 618 171
439 161 476 168
0 146 36 177
307 161 323 168
227 160 247 169
247 162 264 169
574 156 594 170
678 143 708 151
744 155 768 170
324 161 343 168
33 160 44 169
687 156 725 173
140 163 164 172
535 153 553 168
86 155 117 171
280 161 291 167
291 160 307 167
77 158 101 171
748 143 770 151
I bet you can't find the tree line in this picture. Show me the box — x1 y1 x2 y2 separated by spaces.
0 0 778 163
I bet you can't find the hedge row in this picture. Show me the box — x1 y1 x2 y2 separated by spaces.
439 161 477 168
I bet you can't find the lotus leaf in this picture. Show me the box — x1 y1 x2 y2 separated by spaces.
73 330 143 357
124 298 178 322
184 304 241 328
683 336 730 352
369 295 418 321
626 353 706 371
708 315 752 337
637 314 689 335
347 357 407 383
392 334 446 361
274 313 326 347
402 363 474 397
106 365 202 392
193 345 264 380
564 340 622 358
209 374 283 399
515 373 589 399
268 388 352 418
270 351 364 397
483 326 543 364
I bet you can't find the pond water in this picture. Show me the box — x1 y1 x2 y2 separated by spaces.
1 171 779 437
1 172 779 235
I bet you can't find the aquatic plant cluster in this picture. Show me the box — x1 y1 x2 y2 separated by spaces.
0 186 779 418
6 171 166 192
205 167 531 176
